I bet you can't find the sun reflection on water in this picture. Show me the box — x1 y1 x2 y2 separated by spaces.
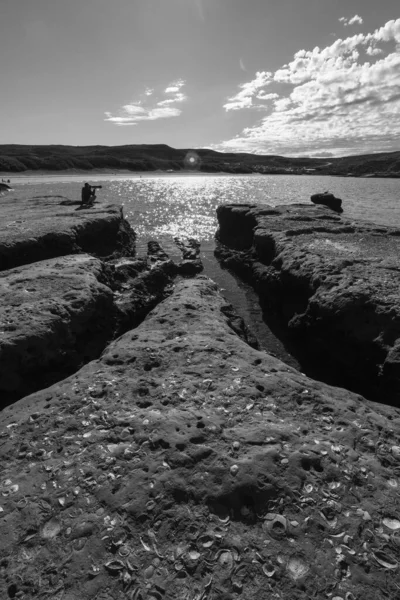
115 176 251 243
9 174 400 251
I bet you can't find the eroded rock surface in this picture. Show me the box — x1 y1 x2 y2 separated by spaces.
0 195 207 404
1 277 400 600
0 254 120 404
216 203 400 404
0 196 135 270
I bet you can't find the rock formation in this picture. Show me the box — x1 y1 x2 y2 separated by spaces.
0 195 135 271
216 203 400 404
0 198 202 406
1 197 400 600
2 276 400 599
310 192 343 213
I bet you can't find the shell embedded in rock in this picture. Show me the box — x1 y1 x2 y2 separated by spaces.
391 446 400 460
286 557 309 580
41 518 61 540
174 560 184 571
105 559 125 575
197 533 214 548
265 514 287 535
262 562 275 577
119 545 131 557
373 551 398 569
218 550 234 571
382 518 400 530
184 549 201 570
230 464 239 476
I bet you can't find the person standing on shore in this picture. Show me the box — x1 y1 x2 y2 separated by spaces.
81 182 102 206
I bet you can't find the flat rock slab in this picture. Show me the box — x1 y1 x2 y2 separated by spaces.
1 277 400 599
0 195 135 270
0 254 116 404
216 203 400 403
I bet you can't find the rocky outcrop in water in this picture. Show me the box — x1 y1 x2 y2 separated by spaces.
2 276 400 600
310 192 343 213
216 203 400 404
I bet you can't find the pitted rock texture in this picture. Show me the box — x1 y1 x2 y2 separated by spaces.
216 203 400 404
1 277 400 600
0 193 205 404
0 243 187 406
0 195 135 271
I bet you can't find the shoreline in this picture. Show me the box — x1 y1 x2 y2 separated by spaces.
0 168 254 181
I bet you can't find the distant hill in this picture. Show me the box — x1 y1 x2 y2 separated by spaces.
0 144 399 177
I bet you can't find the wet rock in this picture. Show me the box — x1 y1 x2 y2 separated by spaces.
1 276 400 599
311 191 343 213
216 203 400 404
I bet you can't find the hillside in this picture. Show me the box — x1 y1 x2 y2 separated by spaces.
0 144 400 177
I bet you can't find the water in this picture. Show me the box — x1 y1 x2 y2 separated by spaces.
4 173 400 365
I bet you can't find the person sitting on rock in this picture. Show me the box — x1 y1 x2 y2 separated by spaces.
81 183 102 206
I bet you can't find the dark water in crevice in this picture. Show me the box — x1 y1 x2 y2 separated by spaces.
136 237 301 370
200 244 301 369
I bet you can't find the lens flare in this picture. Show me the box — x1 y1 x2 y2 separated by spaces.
184 151 201 170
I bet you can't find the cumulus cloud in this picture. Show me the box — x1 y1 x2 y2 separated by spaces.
217 18 400 155
339 15 363 26
105 80 187 126
223 71 272 111
165 79 185 94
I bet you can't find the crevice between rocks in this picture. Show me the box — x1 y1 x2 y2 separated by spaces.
215 203 400 405
0 235 207 409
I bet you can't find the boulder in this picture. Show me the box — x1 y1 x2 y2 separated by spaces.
1 276 400 600
311 191 343 213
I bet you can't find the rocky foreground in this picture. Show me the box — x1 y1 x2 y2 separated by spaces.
216 203 400 405
1 197 400 600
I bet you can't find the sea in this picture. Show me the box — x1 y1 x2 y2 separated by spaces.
4 173 400 367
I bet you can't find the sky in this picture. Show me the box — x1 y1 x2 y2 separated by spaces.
0 0 399 157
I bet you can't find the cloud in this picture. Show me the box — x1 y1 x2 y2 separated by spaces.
223 71 273 111
157 92 187 106
165 79 185 94
239 58 246 72
339 15 363 27
105 81 187 126
256 91 279 101
217 18 400 155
